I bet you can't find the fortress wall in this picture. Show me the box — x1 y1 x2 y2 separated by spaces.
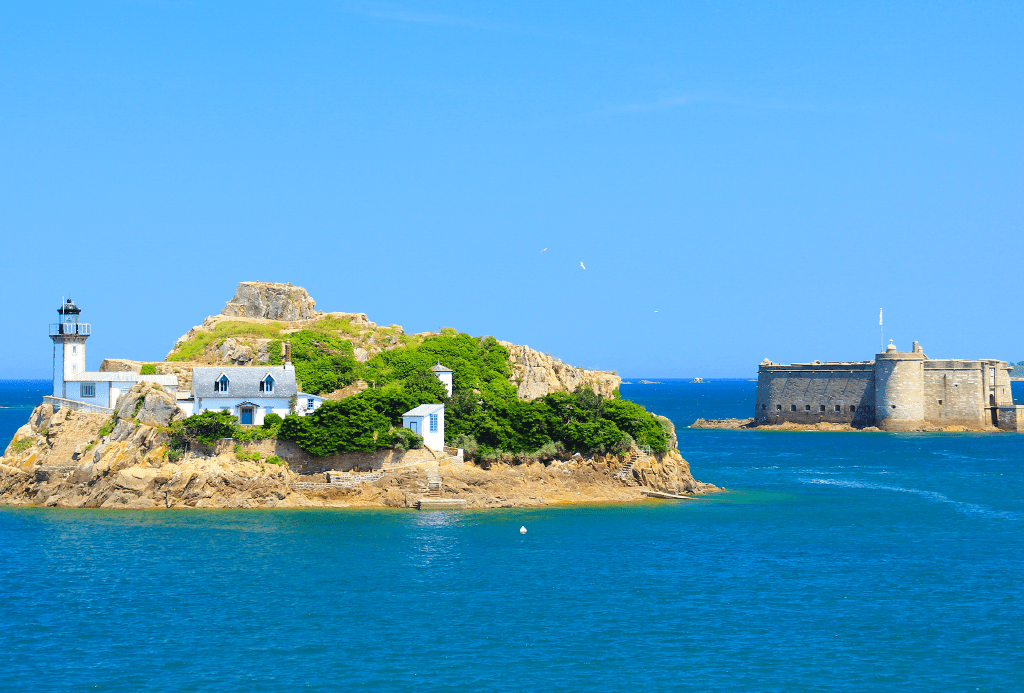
922 362 987 428
755 366 875 425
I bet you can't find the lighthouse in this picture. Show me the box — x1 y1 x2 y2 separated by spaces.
49 299 91 399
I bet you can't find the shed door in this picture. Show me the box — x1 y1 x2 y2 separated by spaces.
409 420 418 434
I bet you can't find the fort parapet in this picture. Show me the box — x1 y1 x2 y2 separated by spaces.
754 341 1023 431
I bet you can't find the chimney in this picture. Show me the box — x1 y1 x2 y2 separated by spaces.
284 340 292 369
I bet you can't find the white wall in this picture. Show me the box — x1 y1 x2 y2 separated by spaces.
402 409 444 450
65 380 112 408
195 397 292 425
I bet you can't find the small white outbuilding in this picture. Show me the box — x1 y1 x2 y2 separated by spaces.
401 403 445 450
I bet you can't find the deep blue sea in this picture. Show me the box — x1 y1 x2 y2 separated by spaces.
1 379 1023 692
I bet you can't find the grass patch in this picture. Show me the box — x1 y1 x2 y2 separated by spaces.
9 438 34 454
168 321 286 361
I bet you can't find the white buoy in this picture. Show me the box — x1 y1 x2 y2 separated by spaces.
520 526 527 534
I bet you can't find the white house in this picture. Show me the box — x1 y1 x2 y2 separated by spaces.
190 364 323 425
431 362 453 396
47 299 178 411
401 403 445 450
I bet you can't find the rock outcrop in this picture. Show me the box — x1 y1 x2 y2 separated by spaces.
501 342 621 400
221 282 317 321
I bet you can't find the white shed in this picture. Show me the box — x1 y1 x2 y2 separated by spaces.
401 403 445 450
431 362 453 396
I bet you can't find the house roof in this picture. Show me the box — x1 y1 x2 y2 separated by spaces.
65 372 179 388
402 403 444 417
192 366 298 398
430 363 453 373
67 371 138 382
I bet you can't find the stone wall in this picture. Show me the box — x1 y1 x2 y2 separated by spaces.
204 438 439 474
755 351 1017 431
754 364 876 426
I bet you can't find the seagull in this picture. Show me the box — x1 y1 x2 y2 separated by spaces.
654 310 658 313
580 262 586 270
541 248 547 252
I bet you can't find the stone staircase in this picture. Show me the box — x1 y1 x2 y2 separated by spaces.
616 444 651 487
425 465 442 498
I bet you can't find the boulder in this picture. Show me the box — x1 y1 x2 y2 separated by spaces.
136 388 181 427
220 282 316 321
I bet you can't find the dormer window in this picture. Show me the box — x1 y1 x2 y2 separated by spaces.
260 375 274 393
214 375 229 392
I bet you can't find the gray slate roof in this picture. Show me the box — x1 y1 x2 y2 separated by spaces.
430 363 453 373
193 366 298 398
402 403 444 417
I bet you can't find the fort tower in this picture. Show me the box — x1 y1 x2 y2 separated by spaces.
874 340 926 432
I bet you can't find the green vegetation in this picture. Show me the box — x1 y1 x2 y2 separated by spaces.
279 331 668 459
98 417 115 437
167 320 286 362
165 448 183 462
170 410 237 447
263 412 282 429
266 455 285 466
140 364 157 375
9 438 34 454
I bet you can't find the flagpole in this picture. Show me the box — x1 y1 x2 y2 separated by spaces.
879 308 883 353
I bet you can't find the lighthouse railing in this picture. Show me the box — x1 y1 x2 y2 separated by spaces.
48 323 91 337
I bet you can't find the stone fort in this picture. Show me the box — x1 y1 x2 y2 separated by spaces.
754 341 1023 431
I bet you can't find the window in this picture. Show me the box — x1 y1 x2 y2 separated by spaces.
215 375 229 392
791 405 797 412
891 404 896 409
260 376 274 393
835 405 841 412
776 404 782 411
429 413 438 433
308 398 314 409
72 364 77 373
819 405 826 412
81 383 95 398
72 345 77 354
938 399 943 405
805 404 811 411
850 405 856 412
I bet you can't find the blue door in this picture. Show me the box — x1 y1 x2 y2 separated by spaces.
241 407 253 425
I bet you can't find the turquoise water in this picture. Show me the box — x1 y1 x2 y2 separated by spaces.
1 380 1022 691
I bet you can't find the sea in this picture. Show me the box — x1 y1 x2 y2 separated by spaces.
1 378 1022 692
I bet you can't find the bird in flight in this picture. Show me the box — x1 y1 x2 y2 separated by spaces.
540 248 547 252
580 262 586 270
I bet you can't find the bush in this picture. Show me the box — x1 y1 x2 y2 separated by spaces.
140 364 157 375
453 433 479 457
263 412 283 429
391 427 424 450
170 410 237 448
98 417 115 437
166 448 183 462
267 455 285 466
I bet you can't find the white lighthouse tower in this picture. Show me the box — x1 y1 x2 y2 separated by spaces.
49 299 91 399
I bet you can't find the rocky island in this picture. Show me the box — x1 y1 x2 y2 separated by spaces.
0 283 717 509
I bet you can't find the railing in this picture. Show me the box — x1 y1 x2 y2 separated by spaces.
43 396 113 414
49 322 91 337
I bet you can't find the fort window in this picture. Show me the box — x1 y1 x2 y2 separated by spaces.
819 405 826 412
938 399 943 405
761 404 766 410
791 405 797 412
805 404 811 411
835 405 841 412
850 405 856 412
891 404 896 409
776 405 782 411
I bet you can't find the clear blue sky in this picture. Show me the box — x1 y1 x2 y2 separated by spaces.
2 1 1022 379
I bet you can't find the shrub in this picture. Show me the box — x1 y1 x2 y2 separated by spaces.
166 448 183 462
98 417 115 437
170 410 237 448
391 427 424 450
263 412 283 429
9 438 34 454
140 364 157 375
266 455 285 466
453 433 479 457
